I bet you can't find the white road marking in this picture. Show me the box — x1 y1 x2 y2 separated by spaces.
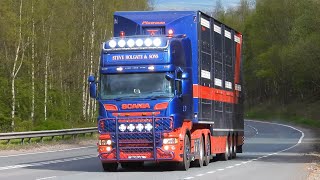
36 176 56 180
226 166 234 169
196 174 204 177
217 169 224 171
0 146 95 158
207 171 216 174
184 177 194 180
0 155 96 171
245 120 305 144
245 124 259 135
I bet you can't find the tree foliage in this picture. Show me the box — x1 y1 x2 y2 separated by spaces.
0 0 149 132
214 0 320 107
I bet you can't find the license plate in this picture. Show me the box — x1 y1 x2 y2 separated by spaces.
128 156 146 159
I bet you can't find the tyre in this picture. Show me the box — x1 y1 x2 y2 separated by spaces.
177 134 191 170
192 136 204 167
203 135 211 166
102 162 118 172
217 136 230 161
228 136 232 160
231 135 237 159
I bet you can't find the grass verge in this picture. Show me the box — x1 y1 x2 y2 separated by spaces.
245 101 320 128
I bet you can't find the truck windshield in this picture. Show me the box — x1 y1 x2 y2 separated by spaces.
100 73 174 100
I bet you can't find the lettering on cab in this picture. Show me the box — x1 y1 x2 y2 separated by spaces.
122 103 151 109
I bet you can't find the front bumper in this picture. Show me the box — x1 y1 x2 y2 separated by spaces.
98 116 178 162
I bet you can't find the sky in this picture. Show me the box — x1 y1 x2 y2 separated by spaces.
152 0 241 12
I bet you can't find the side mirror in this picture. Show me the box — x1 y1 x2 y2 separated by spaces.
165 73 174 81
88 75 95 82
88 75 96 98
181 72 189 79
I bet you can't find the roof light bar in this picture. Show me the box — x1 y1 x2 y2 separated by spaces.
103 37 168 51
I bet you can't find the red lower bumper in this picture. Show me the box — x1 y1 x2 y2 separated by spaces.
98 147 178 162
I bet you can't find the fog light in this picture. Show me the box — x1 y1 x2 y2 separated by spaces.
127 124 135 132
136 123 144 132
145 123 153 131
106 146 112 152
119 124 126 132
106 139 112 145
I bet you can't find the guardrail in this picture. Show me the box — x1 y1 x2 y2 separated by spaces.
0 127 97 144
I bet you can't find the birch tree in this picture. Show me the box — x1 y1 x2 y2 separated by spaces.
11 0 24 131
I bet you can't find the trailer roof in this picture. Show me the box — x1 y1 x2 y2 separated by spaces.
114 11 196 24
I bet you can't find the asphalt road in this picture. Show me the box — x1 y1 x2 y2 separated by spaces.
0 120 317 180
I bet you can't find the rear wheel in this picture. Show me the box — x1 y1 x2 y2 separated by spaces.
203 135 211 166
102 162 118 172
192 136 204 167
177 134 191 170
231 135 237 159
217 136 230 161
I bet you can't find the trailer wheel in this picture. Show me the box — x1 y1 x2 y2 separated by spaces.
217 137 230 161
102 162 118 172
231 135 237 159
228 136 232 160
203 135 210 166
177 134 191 170
192 136 204 167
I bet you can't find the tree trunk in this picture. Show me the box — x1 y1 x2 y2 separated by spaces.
11 0 23 131
31 0 35 123
89 0 96 121
44 26 52 121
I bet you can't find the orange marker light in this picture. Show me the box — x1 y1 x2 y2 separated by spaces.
168 29 174 37
154 102 169 110
104 104 118 111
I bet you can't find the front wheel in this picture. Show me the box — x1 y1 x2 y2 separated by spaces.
177 134 191 170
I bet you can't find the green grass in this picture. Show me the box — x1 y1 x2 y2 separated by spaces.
245 101 320 128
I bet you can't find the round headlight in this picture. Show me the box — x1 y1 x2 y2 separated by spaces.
136 124 144 132
119 124 126 132
136 39 143 47
109 40 117 48
127 39 135 48
153 38 162 47
127 124 135 132
118 39 126 48
106 139 112 145
145 123 153 131
144 38 152 47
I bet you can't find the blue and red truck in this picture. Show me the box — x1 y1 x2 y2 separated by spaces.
88 11 244 171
